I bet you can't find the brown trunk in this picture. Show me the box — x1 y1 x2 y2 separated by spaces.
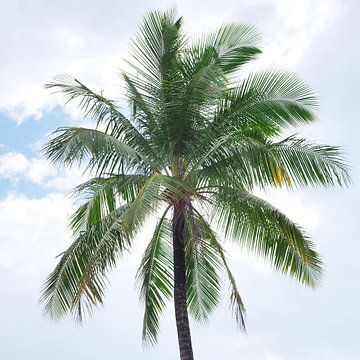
172 200 194 360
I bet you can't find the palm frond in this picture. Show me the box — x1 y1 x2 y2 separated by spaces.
184 207 222 322
190 134 279 190
190 208 246 330
207 23 262 74
40 205 131 322
128 8 184 86
272 135 350 187
122 73 157 127
70 174 148 234
221 252 246 330
212 69 318 137
193 132 350 190
43 126 160 175
136 209 173 346
167 60 226 157
45 75 154 156
212 187 322 286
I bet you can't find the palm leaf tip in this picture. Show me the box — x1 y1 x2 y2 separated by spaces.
230 287 246 331
211 233 247 331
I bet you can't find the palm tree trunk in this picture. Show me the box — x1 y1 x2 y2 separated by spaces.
172 200 194 360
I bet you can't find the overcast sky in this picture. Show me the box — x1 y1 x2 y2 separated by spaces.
0 0 359 359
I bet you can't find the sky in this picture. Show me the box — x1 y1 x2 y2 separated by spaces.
0 0 359 359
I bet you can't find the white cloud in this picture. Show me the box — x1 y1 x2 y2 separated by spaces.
66 34 85 48
0 152 29 177
0 151 86 192
0 192 72 272
0 1 131 123
243 0 339 69
0 0 342 124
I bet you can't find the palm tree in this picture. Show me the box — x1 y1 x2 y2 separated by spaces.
40 8 349 360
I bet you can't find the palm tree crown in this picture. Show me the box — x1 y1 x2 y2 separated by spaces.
40 8 349 359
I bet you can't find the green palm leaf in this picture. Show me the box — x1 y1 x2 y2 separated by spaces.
128 8 184 86
70 174 148 234
45 75 154 156
193 133 349 190
212 69 318 137
272 135 350 187
202 23 262 74
191 209 246 330
40 205 131 322
184 207 222 322
136 210 173 346
212 187 322 286
43 126 158 175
